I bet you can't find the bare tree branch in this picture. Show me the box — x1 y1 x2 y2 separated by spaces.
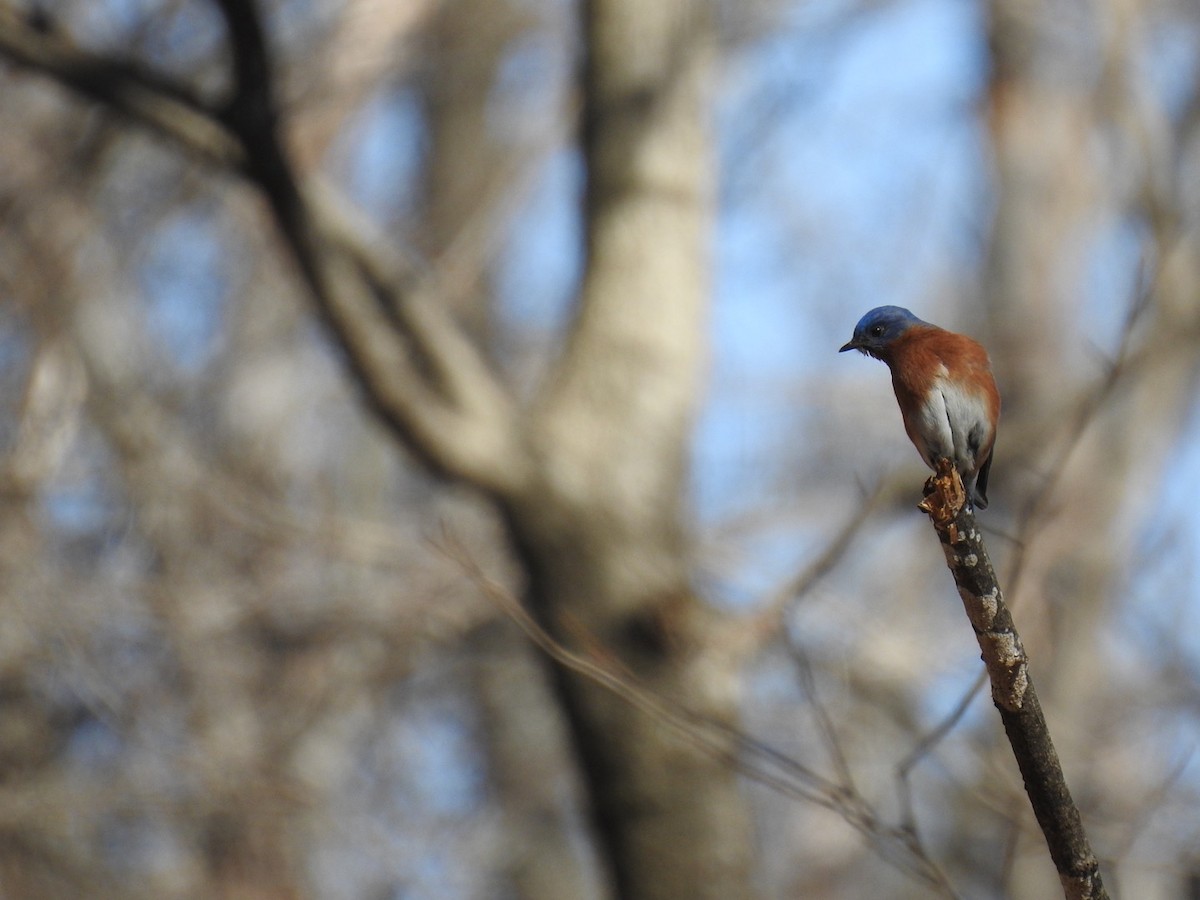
737 482 884 654
0 6 241 166
920 462 1108 900
0 1 531 496
213 0 530 494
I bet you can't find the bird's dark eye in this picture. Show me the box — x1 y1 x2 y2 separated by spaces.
869 324 885 337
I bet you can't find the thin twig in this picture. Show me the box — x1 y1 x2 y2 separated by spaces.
895 668 988 831
756 483 883 629
434 526 961 897
790 645 857 796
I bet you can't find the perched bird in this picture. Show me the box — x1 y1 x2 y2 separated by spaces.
840 306 1000 509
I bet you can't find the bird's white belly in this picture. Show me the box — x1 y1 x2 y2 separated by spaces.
916 377 989 471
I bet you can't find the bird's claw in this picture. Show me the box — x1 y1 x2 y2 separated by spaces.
918 458 967 540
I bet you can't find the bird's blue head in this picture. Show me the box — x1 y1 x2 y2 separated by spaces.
839 306 926 359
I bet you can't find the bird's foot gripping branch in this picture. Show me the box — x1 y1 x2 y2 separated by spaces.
918 457 967 538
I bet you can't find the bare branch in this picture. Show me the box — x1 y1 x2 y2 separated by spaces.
0 6 242 167
740 482 883 652
920 462 1108 900
0 1 530 496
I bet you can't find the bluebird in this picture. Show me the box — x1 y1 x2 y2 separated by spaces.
840 306 1000 509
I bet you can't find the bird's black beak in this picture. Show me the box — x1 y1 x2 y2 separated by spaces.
839 339 858 353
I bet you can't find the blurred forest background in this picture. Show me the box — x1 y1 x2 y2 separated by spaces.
0 0 1199 897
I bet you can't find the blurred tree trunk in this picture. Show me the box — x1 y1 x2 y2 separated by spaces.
496 1 757 897
984 0 1200 894
984 0 1099 409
